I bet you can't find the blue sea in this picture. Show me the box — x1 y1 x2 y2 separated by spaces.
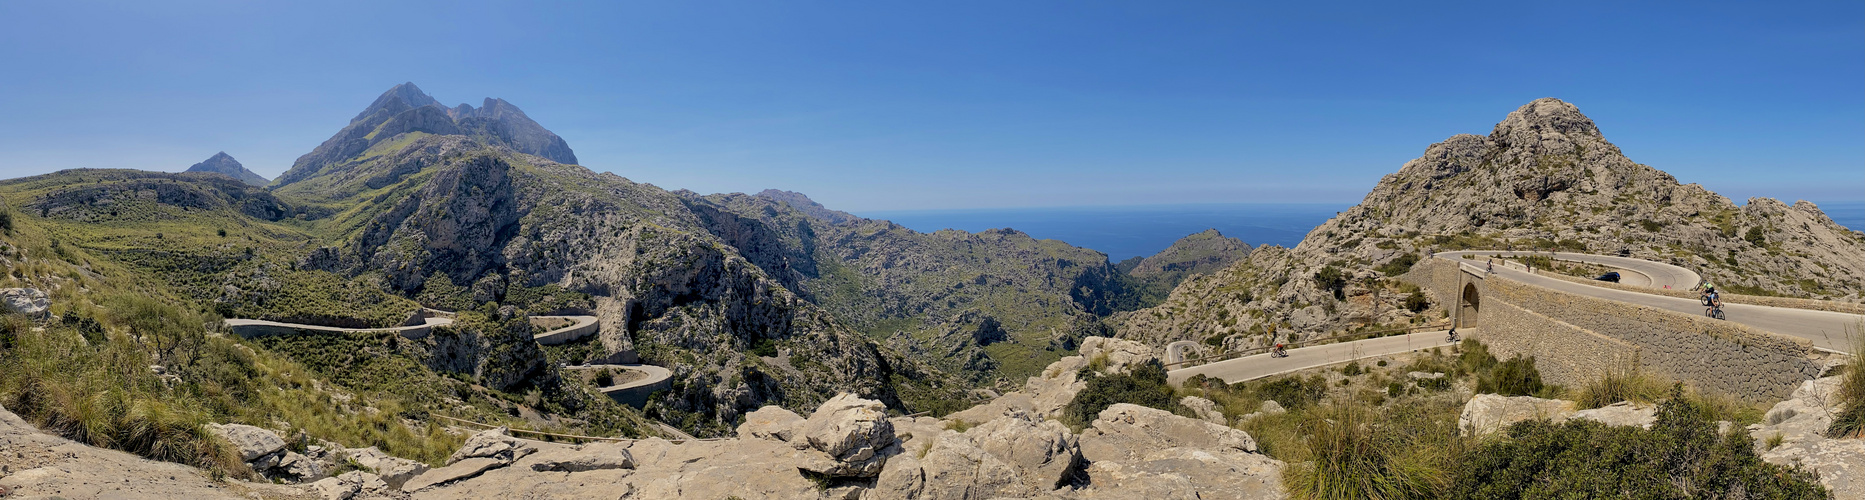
1821 201 1864 233
860 203 1352 261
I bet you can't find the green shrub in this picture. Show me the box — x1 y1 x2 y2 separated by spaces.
1342 362 1364 377
748 337 779 358
1476 355 1543 397
1061 360 1180 429
1314 265 1347 301
1745 226 1767 246
1456 339 1497 376
1402 292 1429 312
1451 385 1829 499
1250 375 1329 411
1376 253 1420 276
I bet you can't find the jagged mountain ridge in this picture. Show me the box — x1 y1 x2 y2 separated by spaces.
184 152 269 186
1114 98 1865 351
274 83 577 188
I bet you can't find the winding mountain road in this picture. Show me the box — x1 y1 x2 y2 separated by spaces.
1169 252 1863 385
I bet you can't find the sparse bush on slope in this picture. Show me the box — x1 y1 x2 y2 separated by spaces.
1452 384 1829 499
1060 359 1182 430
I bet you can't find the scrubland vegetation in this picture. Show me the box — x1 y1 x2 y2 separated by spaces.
1068 339 1829 499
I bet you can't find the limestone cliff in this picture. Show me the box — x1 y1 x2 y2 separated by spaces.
1115 98 1865 352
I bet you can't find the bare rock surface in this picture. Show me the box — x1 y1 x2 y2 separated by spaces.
874 409 1083 500
1074 404 1281 499
445 427 534 465
1180 395 1227 426
1081 404 1258 460
736 404 805 441
401 457 502 493
1568 401 1657 429
1748 377 1865 499
1076 447 1286 500
516 441 636 472
1458 394 1577 436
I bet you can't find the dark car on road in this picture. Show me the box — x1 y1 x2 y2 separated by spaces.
1596 272 1621 283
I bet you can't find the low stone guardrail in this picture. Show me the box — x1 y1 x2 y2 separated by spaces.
1532 270 1865 315
1163 322 1452 370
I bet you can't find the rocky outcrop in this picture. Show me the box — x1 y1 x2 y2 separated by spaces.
0 288 49 317
184 152 269 186
205 423 321 482
875 409 1084 500
793 393 897 477
1748 377 1865 498
1458 394 1577 437
1074 404 1282 499
446 427 536 465
1079 336 1159 373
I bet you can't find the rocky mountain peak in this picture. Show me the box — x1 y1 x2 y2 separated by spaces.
1489 98 1605 151
184 151 269 186
351 82 443 124
278 83 579 187
753 189 855 224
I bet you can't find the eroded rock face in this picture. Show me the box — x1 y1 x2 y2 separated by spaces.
795 393 897 477
1748 377 1865 498
875 410 1083 500
1458 394 1577 437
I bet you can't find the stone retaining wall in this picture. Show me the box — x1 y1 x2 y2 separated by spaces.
1478 298 1637 385
1401 259 1823 403
1487 276 1821 402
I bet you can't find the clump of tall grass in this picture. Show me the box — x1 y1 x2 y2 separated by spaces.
1827 322 1865 438
1574 364 1667 409
1282 400 1453 500
0 314 248 475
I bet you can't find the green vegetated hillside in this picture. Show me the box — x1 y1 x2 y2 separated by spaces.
683 191 1249 386
0 83 1251 444
1115 98 1865 352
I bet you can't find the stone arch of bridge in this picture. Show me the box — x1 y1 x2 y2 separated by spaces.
1459 283 1481 328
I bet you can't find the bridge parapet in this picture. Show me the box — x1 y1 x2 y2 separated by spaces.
1400 258 1823 402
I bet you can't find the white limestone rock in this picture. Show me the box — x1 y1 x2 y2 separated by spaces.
1458 394 1576 437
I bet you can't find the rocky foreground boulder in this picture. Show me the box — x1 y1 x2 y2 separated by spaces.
1748 377 1865 498
1458 394 1660 437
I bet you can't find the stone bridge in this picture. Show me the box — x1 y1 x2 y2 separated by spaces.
1400 252 1858 402
1171 251 1860 403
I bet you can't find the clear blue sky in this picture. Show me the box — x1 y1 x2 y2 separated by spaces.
1 1 1859 211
